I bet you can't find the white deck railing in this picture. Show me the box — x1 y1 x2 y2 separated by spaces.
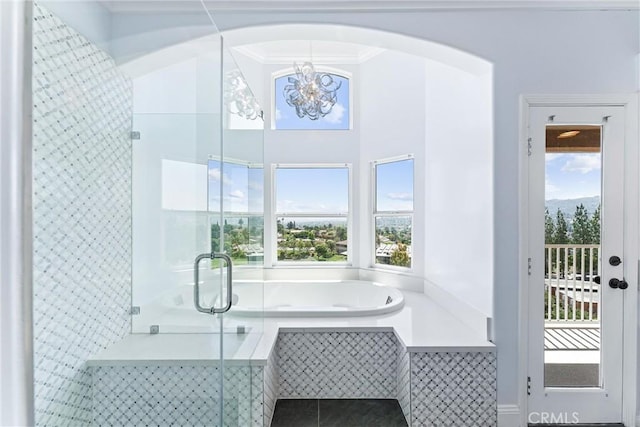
544 244 600 322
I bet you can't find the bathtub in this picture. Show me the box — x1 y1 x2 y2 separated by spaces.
227 280 404 317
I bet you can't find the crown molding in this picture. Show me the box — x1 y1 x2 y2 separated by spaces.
102 0 639 14
232 45 385 65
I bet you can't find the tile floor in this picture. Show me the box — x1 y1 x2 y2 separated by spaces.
270 399 408 427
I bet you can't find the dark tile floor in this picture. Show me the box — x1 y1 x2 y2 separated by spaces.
270 399 408 427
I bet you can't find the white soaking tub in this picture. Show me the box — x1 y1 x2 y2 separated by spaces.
228 280 404 317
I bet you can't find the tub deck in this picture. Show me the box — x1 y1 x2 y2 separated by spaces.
89 289 493 367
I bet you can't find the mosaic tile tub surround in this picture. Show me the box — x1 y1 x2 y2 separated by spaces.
90 331 496 427
32 4 132 425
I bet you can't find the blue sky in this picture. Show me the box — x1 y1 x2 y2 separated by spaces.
545 153 601 200
376 159 414 211
276 168 349 213
274 73 350 130
208 160 263 213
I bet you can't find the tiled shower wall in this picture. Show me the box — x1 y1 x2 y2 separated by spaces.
32 4 132 425
277 332 398 399
92 365 257 427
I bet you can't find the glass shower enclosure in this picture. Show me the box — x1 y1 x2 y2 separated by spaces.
128 9 265 426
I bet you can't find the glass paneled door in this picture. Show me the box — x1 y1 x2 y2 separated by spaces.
527 105 626 423
130 26 264 427
217 36 265 426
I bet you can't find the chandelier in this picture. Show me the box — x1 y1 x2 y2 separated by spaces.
224 69 262 120
283 62 342 120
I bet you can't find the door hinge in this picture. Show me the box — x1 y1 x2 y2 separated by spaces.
528 258 532 276
527 376 531 395
527 137 532 156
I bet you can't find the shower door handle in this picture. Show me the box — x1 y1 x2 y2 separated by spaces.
193 253 233 314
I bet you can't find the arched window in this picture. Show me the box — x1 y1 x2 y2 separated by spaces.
273 68 351 130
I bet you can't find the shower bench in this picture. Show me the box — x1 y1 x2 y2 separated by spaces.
88 292 496 426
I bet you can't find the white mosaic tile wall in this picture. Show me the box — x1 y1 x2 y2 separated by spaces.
251 367 265 426
32 3 132 425
396 339 411 424
410 352 497 427
277 332 398 399
263 346 279 426
92 365 257 427
89 333 496 426
92 365 220 426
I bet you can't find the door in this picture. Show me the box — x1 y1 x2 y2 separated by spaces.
527 105 626 423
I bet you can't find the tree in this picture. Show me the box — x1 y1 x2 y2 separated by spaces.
390 243 411 267
587 204 601 275
590 204 601 244
553 209 569 244
544 208 555 244
315 243 330 259
572 204 593 274
552 209 569 275
211 222 221 252
571 204 591 244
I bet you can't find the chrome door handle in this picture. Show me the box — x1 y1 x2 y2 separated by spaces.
193 253 233 314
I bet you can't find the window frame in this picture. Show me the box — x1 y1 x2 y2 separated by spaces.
271 67 354 131
371 154 415 271
271 163 352 267
208 156 265 268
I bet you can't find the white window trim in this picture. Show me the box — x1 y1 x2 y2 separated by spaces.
208 156 265 268
271 163 352 267
270 67 354 131
371 154 414 271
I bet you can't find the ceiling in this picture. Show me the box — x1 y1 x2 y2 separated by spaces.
232 40 385 65
100 0 639 13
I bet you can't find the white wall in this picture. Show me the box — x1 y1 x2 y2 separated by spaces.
0 1 34 425
423 58 493 317
358 50 427 279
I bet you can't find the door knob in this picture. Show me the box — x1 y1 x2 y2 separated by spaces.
609 255 622 266
609 278 628 290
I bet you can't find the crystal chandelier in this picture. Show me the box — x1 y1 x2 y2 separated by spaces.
283 62 342 120
224 69 262 120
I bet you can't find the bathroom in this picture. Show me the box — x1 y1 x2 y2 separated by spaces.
2 1 638 426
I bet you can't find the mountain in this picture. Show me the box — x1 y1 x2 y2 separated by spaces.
545 196 600 221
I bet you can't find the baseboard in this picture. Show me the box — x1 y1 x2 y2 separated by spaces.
498 404 521 427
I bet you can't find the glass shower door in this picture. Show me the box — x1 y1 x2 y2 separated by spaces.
129 23 264 424
216 37 265 426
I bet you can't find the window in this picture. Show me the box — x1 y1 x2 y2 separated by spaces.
273 71 350 130
209 159 264 266
373 157 414 268
274 165 350 264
